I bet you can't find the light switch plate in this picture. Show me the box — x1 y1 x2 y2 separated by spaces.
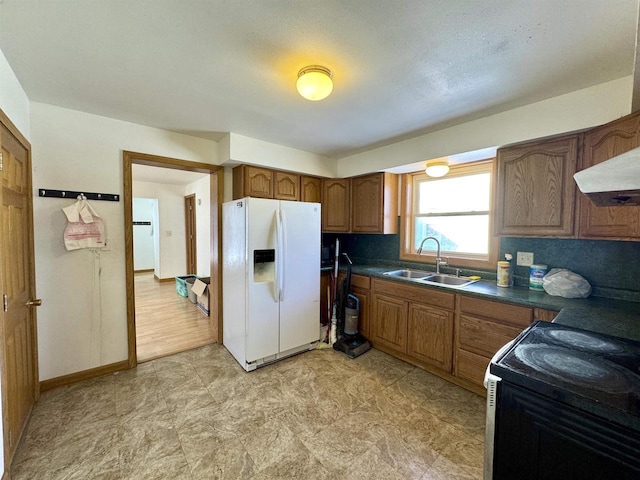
517 251 534 266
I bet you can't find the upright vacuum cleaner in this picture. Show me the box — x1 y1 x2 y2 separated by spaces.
333 253 372 358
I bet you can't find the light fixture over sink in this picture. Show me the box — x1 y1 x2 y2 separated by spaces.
296 65 333 101
425 159 449 177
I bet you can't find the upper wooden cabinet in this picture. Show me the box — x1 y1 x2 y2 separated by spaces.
578 112 640 240
274 171 300 201
301 175 322 203
322 172 398 233
351 172 398 234
232 165 273 199
495 134 579 237
322 178 351 232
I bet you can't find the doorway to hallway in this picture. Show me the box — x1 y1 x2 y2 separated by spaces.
134 271 213 362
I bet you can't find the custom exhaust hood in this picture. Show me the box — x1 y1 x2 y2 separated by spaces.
573 147 640 206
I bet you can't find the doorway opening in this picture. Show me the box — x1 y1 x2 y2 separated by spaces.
123 151 223 367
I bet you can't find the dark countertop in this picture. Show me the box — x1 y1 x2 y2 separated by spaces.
340 263 640 339
552 307 640 342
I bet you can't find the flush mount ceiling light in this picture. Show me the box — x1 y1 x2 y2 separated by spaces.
296 65 333 101
425 159 450 177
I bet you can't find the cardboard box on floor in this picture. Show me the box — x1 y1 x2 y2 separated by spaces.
191 277 210 316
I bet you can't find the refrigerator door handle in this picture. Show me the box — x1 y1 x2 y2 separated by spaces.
280 208 287 302
274 208 281 302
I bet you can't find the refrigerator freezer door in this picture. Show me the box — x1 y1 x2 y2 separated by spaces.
222 200 248 365
278 200 321 352
246 198 280 362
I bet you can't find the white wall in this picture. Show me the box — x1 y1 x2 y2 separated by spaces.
0 49 30 138
0 46 30 479
225 133 337 177
132 198 156 271
185 176 211 276
30 102 219 381
337 76 634 177
133 181 187 279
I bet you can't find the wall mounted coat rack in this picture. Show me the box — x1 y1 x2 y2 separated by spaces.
39 189 120 202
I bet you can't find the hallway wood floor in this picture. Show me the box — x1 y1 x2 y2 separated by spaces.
135 272 214 362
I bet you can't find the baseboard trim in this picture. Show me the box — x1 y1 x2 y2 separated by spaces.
154 274 175 283
40 360 130 392
134 268 154 273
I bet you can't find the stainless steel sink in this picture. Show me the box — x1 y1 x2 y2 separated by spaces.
383 269 434 279
383 269 479 287
420 274 478 287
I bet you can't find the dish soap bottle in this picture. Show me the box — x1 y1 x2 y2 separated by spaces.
497 253 513 287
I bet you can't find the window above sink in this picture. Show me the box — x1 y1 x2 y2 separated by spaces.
399 159 499 270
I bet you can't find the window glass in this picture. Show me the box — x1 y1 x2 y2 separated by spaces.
414 215 489 254
418 173 491 214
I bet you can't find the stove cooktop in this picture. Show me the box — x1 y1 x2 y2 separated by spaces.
491 321 640 429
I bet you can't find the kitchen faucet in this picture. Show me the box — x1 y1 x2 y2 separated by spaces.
417 236 447 274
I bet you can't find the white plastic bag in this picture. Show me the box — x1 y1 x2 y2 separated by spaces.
542 268 591 299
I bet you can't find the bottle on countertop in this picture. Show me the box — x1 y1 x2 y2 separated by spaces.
529 264 548 291
497 253 513 288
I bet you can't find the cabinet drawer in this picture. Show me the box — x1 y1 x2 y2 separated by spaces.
372 278 455 310
351 274 370 290
458 314 523 358
459 296 531 328
456 349 490 386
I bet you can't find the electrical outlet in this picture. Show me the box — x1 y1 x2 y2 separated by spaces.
517 251 534 266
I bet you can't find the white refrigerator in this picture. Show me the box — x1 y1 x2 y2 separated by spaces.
222 197 320 371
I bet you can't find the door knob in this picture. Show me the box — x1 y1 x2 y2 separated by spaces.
25 299 42 307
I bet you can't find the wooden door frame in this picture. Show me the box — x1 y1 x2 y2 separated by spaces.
123 151 223 368
0 107 39 469
184 193 197 275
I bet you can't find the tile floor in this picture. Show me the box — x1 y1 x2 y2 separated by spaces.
12 345 485 479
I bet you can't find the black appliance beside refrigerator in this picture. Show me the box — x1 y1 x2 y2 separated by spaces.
485 321 640 480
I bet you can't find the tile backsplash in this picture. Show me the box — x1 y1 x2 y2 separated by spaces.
323 232 640 302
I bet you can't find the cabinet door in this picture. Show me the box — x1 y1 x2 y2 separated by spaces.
495 135 579 237
233 165 273 199
351 286 370 339
407 303 454 372
351 173 383 233
322 179 350 232
579 113 640 239
274 171 300 201
371 293 407 354
301 176 322 203
350 172 398 234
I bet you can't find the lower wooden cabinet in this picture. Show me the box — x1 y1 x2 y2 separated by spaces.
454 296 533 388
370 278 455 373
407 303 453 372
336 273 371 339
371 293 408 354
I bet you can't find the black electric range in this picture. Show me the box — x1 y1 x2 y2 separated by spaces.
491 321 640 430
486 321 640 480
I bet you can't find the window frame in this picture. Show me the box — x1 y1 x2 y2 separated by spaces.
399 159 498 270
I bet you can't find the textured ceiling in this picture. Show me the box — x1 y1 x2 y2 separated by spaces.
0 1 636 158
